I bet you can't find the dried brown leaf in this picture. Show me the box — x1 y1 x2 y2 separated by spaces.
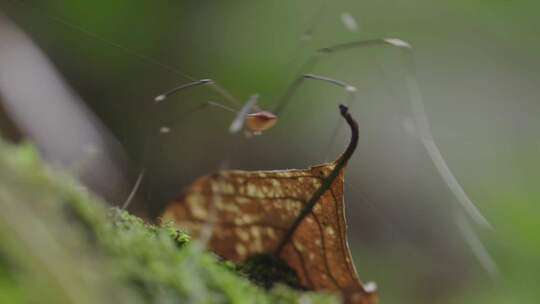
162 105 377 304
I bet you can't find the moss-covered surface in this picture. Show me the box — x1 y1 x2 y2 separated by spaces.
0 140 338 304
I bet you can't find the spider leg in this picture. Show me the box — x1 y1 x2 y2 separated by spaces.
154 79 241 110
271 72 358 160
159 101 237 133
273 38 409 115
273 73 357 115
125 100 238 210
121 168 145 210
138 100 236 171
276 37 491 229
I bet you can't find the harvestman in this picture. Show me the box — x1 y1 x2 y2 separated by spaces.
4 0 490 229
149 38 490 230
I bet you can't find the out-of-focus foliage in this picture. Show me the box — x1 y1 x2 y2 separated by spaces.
0 139 338 304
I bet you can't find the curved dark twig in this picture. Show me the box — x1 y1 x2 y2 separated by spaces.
275 104 358 255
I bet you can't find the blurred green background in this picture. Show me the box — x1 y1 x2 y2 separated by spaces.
1 0 539 303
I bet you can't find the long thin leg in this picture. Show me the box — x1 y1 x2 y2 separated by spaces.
6 0 196 82
296 0 328 43
121 168 145 209
273 38 408 115
280 73 358 160
149 100 237 171
273 73 357 116
6 0 245 111
273 37 491 229
122 100 237 210
262 72 357 160
159 100 237 133
154 79 241 109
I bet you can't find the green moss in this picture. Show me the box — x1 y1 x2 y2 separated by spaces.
0 140 338 304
